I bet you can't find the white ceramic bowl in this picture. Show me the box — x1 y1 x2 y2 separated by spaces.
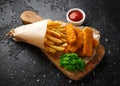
66 8 86 26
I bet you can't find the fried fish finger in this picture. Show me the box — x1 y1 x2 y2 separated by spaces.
83 27 93 57
65 24 77 44
67 31 84 52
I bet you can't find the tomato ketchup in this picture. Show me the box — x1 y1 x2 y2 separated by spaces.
68 10 83 22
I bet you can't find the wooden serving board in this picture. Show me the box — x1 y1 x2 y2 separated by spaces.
44 44 105 80
20 11 105 80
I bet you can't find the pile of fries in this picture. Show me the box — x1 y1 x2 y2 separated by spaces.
44 20 68 54
44 20 99 57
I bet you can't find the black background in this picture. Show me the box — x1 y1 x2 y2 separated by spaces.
0 0 120 86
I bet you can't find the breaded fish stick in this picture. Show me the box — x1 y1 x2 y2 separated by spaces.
65 24 77 44
83 27 93 57
68 31 84 52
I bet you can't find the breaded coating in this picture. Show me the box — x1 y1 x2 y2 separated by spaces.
65 24 77 44
68 31 84 52
74 27 82 35
83 27 93 57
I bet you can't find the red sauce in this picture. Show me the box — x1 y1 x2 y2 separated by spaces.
68 10 83 22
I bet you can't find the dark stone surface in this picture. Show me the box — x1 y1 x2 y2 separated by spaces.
0 0 120 86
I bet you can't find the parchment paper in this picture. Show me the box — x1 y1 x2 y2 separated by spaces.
8 20 48 49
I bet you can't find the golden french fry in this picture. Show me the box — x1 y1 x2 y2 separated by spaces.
44 39 55 45
60 43 68 47
49 28 66 37
83 27 93 57
50 28 65 34
57 28 66 33
47 35 63 44
49 27 62 30
47 25 61 29
48 23 64 28
65 24 77 44
53 30 66 38
47 20 61 26
49 45 65 51
45 46 56 53
60 38 68 43
54 21 62 25
56 26 65 29
47 29 61 38
54 25 65 29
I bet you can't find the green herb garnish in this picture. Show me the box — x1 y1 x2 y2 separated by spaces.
60 53 85 72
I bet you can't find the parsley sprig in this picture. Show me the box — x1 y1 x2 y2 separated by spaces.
60 53 85 72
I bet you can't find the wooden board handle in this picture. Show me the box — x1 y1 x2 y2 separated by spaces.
20 11 43 24
20 11 105 80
